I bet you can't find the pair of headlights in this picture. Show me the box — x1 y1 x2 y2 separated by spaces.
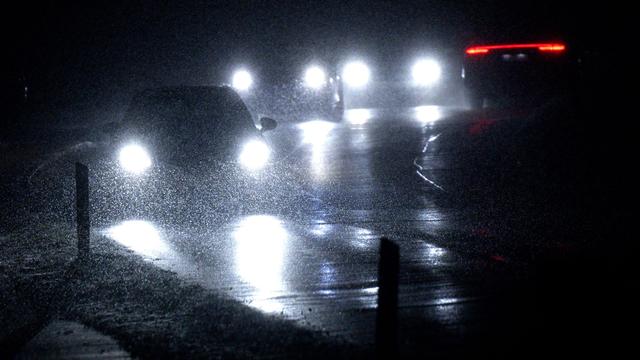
232 66 328 92
118 140 271 174
231 58 442 92
342 59 442 88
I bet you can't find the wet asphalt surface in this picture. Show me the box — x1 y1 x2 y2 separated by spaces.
5 104 631 355
96 106 533 344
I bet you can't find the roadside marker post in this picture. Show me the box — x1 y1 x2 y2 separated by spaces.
376 237 399 358
75 162 90 257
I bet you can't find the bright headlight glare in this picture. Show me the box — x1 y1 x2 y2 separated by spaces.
343 61 370 88
119 144 151 174
304 66 326 89
412 59 441 86
239 140 270 170
232 69 253 91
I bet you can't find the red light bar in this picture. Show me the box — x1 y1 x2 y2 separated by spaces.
538 44 566 51
465 43 566 55
466 48 489 55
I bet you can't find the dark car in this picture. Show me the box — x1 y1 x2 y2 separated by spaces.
118 86 275 167
28 86 311 224
462 41 576 108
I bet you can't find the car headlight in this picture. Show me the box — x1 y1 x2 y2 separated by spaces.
239 139 270 170
342 61 370 88
412 59 441 86
119 144 151 174
304 65 326 89
232 69 253 91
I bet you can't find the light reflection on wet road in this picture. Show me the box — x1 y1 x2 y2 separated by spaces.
102 106 488 343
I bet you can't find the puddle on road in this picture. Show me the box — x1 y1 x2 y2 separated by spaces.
232 215 289 313
106 220 173 261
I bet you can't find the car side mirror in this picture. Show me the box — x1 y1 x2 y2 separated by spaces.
260 117 277 132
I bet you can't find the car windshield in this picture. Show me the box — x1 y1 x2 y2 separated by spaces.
3 2 625 359
123 87 257 161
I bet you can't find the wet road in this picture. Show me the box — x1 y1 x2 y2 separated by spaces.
98 106 513 345
5 102 627 354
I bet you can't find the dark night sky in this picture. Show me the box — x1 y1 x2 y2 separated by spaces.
6 0 613 122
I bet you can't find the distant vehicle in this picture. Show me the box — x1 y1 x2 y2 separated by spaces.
462 42 574 108
334 50 456 109
28 86 311 222
226 55 344 118
225 47 458 117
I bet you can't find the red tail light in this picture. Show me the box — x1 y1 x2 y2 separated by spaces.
538 44 566 51
465 43 566 56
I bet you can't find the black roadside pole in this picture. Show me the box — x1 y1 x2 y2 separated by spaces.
75 162 90 259
375 237 400 359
